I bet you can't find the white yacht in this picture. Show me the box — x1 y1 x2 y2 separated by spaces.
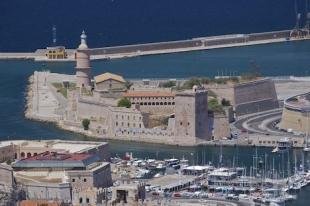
272 138 292 153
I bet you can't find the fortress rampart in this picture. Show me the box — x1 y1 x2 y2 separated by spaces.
279 92 310 134
233 78 278 116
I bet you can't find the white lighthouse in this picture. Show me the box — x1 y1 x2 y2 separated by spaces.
75 31 91 88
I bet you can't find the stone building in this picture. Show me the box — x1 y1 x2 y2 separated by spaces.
174 87 210 142
0 163 14 191
124 91 175 114
94 72 126 92
11 140 110 161
45 46 68 60
111 182 146 205
77 98 146 137
68 162 112 191
75 31 91 88
12 151 112 204
72 187 107 206
0 141 15 162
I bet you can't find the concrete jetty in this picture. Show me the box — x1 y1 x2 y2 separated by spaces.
0 29 309 62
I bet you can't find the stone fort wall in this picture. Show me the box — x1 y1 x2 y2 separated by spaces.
233 78 278 116
280 107 309 134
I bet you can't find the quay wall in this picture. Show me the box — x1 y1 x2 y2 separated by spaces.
89 30 299 57
1 30 309 61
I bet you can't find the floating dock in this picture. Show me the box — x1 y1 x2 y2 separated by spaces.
0 29 309 61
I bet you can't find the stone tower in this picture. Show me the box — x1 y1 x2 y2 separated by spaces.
174 86 209 141
75 31 91 88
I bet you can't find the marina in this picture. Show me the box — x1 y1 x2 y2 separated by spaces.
110 150 310 206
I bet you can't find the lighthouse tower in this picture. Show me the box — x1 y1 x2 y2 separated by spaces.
75 31 91 88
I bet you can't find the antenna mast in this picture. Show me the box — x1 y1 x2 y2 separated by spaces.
291 0 302 37
52 25 57 46
305 0 310 34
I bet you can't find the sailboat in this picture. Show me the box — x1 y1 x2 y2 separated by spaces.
303 111 310 152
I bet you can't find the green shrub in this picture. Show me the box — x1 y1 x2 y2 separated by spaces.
82 118 90 130
118 97 131 108
221 98 231 106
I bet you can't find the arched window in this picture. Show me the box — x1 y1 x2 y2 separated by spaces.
27 152 31 158
21 152 25 158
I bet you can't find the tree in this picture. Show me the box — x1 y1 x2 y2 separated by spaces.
125 81 133 90
221 98 231 106
82 118 90 130
118 97 131 108
182 78 201 89
208 98 224 113
160 81 176 88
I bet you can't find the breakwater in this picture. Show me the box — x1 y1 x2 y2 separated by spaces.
0 30 309 61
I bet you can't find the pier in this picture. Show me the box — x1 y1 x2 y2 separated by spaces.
0 29 309 62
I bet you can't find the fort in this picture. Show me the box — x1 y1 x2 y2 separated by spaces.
24 31 310 148
280 92 310 134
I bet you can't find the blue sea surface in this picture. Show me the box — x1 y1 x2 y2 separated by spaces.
0 0 304 51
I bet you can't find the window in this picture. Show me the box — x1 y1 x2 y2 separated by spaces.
139 124 142 128
180 122 183 126
72 178 75 182
116 122 118 126
127 123 130 127
187 122 190 126
79 198 83 203
86 198 90 203
84 178 87 182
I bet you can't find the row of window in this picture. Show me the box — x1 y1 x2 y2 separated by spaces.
79 197 90 204
116 122 142 128
20 152 38 158
72 178 87 183
116 129 171 136
115 114 142 121
130 97 174 101
258 140 298 144
132 102 175 106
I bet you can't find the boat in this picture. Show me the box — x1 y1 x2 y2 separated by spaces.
272 138 292 153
